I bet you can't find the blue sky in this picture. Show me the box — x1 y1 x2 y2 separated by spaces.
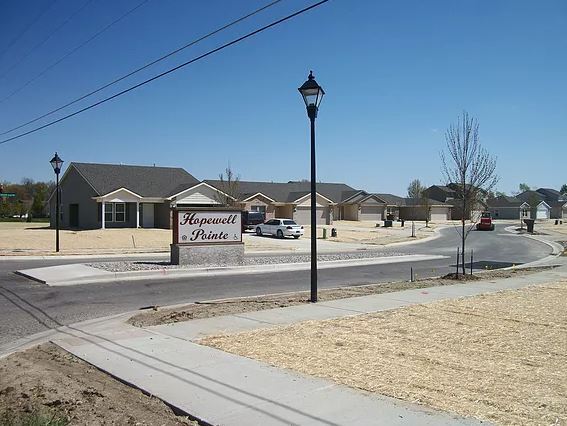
0 0 565 195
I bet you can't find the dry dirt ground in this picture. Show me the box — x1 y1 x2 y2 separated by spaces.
303 220 438 245
202 281 567 426
0 220 439 256
538 220 567 236
0 343 199 425
129 267 548 328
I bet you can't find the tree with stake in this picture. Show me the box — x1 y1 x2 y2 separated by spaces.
441 112 498 275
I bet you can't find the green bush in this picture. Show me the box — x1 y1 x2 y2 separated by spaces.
0 408 68 426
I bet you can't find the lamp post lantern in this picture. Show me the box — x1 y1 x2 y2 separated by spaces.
50 152 64 252
298 71 324 303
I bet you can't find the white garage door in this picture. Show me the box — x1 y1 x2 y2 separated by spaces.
359 205 382 221
430 206 448 222
294 206 328 225
536 206 549 219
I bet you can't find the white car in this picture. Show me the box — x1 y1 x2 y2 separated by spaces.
256 218 304 239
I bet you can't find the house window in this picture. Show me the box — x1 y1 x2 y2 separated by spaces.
104 203 113 222
115 203 126 222
251 205 266 215
521 209 529 218
102 202 126 222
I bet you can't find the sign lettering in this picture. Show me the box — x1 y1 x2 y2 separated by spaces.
174 210 242 245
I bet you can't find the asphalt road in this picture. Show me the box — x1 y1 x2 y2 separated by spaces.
0 224 551 348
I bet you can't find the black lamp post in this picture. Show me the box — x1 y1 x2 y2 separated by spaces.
50 152 63 252
298 71 324 303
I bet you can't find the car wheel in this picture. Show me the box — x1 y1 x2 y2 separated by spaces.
277 229 284 239
256 227 262 236
293 235 300 239
490 224 495 231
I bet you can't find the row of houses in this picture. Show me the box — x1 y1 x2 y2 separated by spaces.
486 188 567 220
48 162 453 230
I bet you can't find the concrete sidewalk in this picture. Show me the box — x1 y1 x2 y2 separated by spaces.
16 254 448 286
51 260 566 425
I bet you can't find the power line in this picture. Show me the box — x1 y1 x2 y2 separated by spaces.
0 0 95 80
0 0 329 146
0 0 150 105
0 0 284 137
0 0 58 61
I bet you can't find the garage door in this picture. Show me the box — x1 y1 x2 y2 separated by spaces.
294 206 328 225
430 207 448 222
359 205 382 221
536 206 549 219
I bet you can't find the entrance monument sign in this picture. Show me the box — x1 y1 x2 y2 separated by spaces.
171 208 244 266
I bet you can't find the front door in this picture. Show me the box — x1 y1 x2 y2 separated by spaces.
142 203 154 228
69 204 79 228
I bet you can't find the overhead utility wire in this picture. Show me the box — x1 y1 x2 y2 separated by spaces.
0 0 329 146
0 0 284 136
0 0 150 105
0 0 95 80
0 0 58 61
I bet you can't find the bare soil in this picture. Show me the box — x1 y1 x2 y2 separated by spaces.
0 221 439 256
202 281 567 426
128 267 551 328
0 343 199 425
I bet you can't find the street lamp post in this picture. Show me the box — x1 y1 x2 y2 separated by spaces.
50 152 64 252
298 71 324 303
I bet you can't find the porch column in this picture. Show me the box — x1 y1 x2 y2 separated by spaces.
101 202 105 229
136 202 140 228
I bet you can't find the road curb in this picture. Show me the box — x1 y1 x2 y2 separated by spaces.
17 254 449 287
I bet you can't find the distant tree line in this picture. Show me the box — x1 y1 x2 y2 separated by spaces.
0 178 54 219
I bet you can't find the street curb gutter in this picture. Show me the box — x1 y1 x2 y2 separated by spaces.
16 254 449 287
503 226 564 268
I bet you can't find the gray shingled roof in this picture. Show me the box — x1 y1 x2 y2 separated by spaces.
516 190 544 203
487 196 526 208
536 188 561 201
71 162 199 197
204 180 359 203
373 193 406 206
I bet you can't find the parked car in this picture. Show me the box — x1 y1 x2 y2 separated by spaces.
242 211 265 231
476 211 495 231
256 218 304 239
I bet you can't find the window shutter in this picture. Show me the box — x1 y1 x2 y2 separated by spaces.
97 204 101 222
126 203 130 221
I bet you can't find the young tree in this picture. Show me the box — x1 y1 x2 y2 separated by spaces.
518 183 530 193
560 184 567 196
420 191 432 227
441 112 498 275
215 164 241 207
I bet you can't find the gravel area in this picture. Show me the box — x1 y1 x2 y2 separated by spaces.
86 250 409 272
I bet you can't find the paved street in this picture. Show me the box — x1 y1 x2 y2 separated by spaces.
0 224 552 347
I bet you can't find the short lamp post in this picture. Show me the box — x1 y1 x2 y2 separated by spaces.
298 71 324 303
50 152 64 252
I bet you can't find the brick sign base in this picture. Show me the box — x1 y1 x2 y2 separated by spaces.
171 243 244 267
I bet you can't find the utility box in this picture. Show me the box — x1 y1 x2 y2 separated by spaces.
523 218 535 233
383 220 393 228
